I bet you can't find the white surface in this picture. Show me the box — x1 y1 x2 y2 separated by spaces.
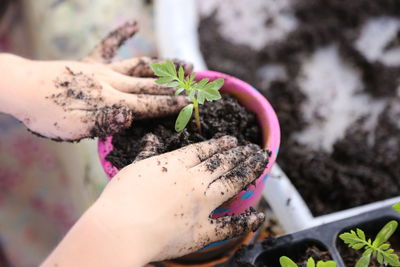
355 17 400 67
263 165 314 233
155 0 207 70
294 45 386 152
198 0 297 50
257 64 288 89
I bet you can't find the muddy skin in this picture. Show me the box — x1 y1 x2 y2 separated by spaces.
211 207 265 237
204 144 260 173
107 95 261 170
199 1 400 215
52 67 102 110
90 105 133 138
49 67 133 140
92 21 138 63
186 208 264 254
26 128 64 142
206 150 269 196
205 154 223 172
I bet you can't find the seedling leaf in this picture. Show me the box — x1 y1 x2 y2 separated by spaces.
189 72 196 83
279 256 298 267
150 63 171 77
166 81 180 88
316 261 336 267
165 60 177 76
175 88 185 95
151 61 224 132
373 220 398 247
178 66 185 81
206 78 224 91
175 104 193 132
341 221 400 267
195 78 210 89
393 202 400 213
307 257 315 267
355 250 372 267
383 252 400 266
197 91 206 105
339 229 369 250
156 76 175 84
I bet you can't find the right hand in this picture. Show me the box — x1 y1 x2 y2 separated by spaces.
43 136 268 266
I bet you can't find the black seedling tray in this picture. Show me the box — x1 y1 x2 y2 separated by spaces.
231 205 400 267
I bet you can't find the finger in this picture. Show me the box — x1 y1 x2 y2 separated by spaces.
88 105 134 138
190 144 261 181
133 133 162 162
109 57 193 77
85 21 138 63
199 208 265 245
104 87 189 119
166 136 238 168
106 72 176 95
205 150 269 205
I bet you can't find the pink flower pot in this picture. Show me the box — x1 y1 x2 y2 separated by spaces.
97 70 280 253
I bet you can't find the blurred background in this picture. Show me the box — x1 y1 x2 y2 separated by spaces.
0 0 399 266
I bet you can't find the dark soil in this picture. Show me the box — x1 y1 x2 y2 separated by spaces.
106 95 261 169
235 240 332 267
199 0 400 215
296 246 332 267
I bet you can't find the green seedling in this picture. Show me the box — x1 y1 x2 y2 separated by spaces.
150 60 224 132
339 221 400 267
280 256 336 267
393 202 400 214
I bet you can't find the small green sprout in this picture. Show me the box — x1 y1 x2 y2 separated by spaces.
393 202 400 214
280 256 336 267
150 60 224 132
339 221 400 267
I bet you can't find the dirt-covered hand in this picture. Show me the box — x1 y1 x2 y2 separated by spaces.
43 136 268 267
0 22 192 141
93 135 267 262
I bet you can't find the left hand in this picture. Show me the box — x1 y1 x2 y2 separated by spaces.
0 22 192 141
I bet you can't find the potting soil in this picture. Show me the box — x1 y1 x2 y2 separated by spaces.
106 95 261 169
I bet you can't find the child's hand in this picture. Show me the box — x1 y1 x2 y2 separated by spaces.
43 136 268 266
0 22 192 141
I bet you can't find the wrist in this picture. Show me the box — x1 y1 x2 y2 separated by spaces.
0 53 32 117
42 199 155 267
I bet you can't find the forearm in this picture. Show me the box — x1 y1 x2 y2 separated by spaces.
41 201 152 267
0 53 32 118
